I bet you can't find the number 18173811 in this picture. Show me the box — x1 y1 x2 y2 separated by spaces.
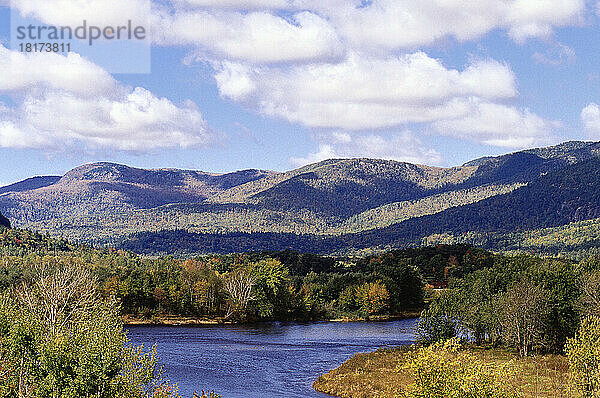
19 43 71 53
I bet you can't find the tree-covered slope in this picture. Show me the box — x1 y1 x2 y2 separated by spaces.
2 141 600 255
0 176 60 195
0 162 277 222
120 153 600 256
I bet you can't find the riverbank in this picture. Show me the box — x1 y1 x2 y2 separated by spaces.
122 311 421 326
123 315 230 326
313 346 571 398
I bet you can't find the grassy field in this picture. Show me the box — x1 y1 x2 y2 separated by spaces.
313 346 572 398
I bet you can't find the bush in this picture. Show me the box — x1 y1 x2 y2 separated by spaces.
399 339 521 398
565 315 600 397
0 265 181 398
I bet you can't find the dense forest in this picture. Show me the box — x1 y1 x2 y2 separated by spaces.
88 152 600 257
0 227 496 322
0 211 9 228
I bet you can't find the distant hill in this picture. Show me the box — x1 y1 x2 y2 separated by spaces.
2 141 600 256
0 176 60 195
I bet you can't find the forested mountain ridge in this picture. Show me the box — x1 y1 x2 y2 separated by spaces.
2 141 600 256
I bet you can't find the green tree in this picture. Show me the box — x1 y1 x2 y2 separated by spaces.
0 264 180 398
247 259 290 318
566 316 600 398
415 291 459 345
498 280 551 357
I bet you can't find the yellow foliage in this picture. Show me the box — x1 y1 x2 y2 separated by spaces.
399 339 522 398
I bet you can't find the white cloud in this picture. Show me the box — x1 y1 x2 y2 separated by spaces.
276 52 517 104
432 100 560 148
0 45 118 96
291 144 337 167
153 10 343 64
8 0 585 61
3 0 579 152
297 0 585 51
167 0 586 49
158 0 585 61
0 45 216 152
214 52 517 123
173 0 292 10
532 42 576 66
581 103 600 138
8 0 152 27
214 52 560 148
291 131 442 167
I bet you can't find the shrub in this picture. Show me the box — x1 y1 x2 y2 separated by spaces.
399 339 521 398
415 291 459 345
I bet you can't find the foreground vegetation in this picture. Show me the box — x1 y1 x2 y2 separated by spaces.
314 343 572 398
0 263 219 397
315 317 600 397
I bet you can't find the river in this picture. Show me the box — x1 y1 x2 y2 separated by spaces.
127 319 416 398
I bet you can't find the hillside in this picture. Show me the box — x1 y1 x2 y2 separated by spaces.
0 176 61 195
2 141 600 256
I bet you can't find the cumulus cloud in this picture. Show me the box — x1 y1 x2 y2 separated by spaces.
214 52 560 147
171 0 584 50
215 53 518 128
172 0 293 10
315 0 584 49
8 0 152 27
581 103 600 138
153 10 343 64
291 131 442 167
3 0 581 152
0 46 118 96
0 45 216 152
8 0 586 60
432 100 560 148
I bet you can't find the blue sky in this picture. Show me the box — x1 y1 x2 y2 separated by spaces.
1 0 600 185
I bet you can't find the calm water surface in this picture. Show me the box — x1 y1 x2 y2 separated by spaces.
127 319 416 398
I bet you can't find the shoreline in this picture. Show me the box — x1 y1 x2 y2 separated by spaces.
122 311 421 326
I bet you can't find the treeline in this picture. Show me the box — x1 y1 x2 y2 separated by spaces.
418 253 600 357
0 228 493 322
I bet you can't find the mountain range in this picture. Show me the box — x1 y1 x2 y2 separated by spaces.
2 140 600 256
